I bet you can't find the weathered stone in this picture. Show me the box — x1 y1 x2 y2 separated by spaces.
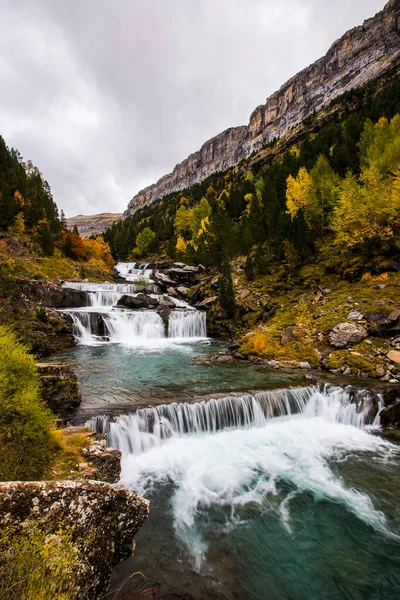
37 362 81 421
328 322 368 348
0 480 150 599
176 286 189 297
298 361 312 369
168 267 198 285
152 271 175 289
123 1 400 217
388 350 400 365
197 296 218 310
279 360 299 369
348 310 364 321
81 434 121 483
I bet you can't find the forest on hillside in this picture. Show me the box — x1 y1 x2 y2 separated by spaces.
104 76 400 281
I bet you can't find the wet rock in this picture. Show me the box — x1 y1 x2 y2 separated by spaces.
81 434 121 483
192 352 235 365
0 480 150 599
37 363 81 420
380 400 400 425
158 297 176 309
117 294 158 310
328 322 368 348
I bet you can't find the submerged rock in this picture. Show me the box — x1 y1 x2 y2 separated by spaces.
0 480 150 599
328 322 368 348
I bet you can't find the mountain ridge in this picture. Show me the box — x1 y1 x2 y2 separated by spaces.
124 0 400 218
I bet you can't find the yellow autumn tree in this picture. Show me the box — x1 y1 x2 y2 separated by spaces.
286 156 340 230
331 114 400 252
176 235 188 254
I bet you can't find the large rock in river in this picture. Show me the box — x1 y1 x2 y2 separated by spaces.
328 322 368 348
37 362 81 421
0 480 150 599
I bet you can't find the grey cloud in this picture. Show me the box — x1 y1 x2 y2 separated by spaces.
0 0 386 216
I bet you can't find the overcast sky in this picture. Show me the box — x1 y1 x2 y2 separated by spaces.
0 0 386 217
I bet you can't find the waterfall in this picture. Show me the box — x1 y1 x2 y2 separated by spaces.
70 310 165 344
168 310 207 338
87 385 381 456
104 311 165 342
89 291 121 307
115 262 154 282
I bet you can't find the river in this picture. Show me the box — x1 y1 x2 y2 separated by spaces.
53 262 400 599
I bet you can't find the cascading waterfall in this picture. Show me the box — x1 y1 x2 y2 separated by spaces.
115 261 154 282
168 310 207 338
62 262 206 344
104 311 165 342
87 385 381 456
89 291 121 307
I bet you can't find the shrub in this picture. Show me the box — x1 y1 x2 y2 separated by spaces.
0 326 54 481
0 522 82 600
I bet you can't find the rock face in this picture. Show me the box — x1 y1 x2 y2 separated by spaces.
81 434 121 483
67 212 122 237
0 480 150 599
124 0 400 217
328 322 368 348
37 362 81 421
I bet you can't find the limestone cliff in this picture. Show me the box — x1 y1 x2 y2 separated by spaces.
124 0 400 217
67 212 121 237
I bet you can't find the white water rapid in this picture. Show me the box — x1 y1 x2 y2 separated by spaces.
62 262 207 346
87 385 397 569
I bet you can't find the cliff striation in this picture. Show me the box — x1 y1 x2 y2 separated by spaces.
124 0 400 217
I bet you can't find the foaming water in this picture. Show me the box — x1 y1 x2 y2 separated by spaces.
117 405 398 572
115 261 153 282
168 310 207 338
89 385 380 455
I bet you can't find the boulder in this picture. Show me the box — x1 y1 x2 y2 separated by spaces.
328 323 368 348
116 293 157 310
0 480 150 599
37 362 81 421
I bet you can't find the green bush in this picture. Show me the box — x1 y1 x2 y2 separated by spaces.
0 523 82 600
0 326 54 481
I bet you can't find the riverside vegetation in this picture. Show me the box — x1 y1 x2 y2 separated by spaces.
0 140 151 599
